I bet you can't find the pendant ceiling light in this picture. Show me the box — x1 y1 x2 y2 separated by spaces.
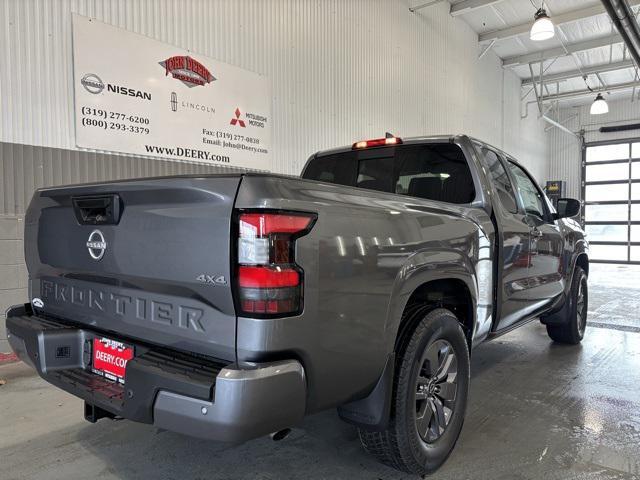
590 93 609 115
530 7 555 41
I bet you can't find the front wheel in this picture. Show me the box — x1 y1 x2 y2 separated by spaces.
546 266 588 344
358 308 470 476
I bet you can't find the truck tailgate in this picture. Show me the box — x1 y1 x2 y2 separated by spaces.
24 175 241 361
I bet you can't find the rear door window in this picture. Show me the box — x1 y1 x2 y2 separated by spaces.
475 145 518 213
302 144 476 204
507 161 547 221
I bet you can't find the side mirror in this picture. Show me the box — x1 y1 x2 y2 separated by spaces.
555 198 581 219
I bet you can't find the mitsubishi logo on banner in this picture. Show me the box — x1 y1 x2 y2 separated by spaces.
230 108 246 127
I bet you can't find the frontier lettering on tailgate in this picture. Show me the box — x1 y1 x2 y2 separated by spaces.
40 279 206 333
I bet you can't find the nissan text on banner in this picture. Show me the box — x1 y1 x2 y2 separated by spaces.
72 14 272 170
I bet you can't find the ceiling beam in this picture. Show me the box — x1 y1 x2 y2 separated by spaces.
450 0 504 17
409 0 446 12
503 34 623 67
480 0 640 43
541 80 640 102
522 59 635 85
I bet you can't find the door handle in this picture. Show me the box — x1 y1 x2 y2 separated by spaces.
530 227 543 238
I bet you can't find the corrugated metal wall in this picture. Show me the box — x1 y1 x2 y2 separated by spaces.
0 0 548 189
548 98 640 199
503 74 548 182
547 114 582 200
0 142 242 216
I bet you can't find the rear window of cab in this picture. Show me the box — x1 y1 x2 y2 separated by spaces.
302 143 475 204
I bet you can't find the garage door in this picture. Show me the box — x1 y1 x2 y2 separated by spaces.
583 140 640 264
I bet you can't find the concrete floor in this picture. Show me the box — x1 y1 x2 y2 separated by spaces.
1 264 640 479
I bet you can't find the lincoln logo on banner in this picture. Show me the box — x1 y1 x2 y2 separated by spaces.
160 55 216 87
170 92 178 111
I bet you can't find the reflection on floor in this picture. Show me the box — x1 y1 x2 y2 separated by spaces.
588 263 640 331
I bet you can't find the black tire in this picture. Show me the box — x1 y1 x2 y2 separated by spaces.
358 308 470 476
546 266 588 344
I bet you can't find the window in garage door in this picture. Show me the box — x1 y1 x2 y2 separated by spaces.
583 140 640 263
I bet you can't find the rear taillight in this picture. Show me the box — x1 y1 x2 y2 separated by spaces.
236 211 316 316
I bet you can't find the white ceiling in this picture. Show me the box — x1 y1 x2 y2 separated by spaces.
449 0 640 106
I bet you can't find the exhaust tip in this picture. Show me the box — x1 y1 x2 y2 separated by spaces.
270 428 292 442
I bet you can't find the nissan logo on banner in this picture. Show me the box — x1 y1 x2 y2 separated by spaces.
81 73 105 94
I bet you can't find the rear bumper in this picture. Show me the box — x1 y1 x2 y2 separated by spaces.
5 304 306 443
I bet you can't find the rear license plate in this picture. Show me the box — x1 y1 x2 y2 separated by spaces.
91 337 134 385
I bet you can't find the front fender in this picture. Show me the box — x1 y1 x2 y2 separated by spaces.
572 239 589 269
541 228 589 324
563 225 589 296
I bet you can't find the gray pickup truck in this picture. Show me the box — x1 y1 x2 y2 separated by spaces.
5 134 588 476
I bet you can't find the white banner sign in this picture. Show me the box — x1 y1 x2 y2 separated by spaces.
72 14 271 170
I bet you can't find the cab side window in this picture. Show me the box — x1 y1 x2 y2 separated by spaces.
476 146 517 213
507 161 546 221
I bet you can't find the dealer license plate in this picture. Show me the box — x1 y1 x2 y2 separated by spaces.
91 337 134 385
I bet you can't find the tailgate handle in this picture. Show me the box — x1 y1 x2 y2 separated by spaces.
72 194 122 225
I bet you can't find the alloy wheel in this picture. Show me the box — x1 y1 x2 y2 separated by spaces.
414 339 458 443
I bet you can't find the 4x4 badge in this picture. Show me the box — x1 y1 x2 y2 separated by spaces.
196 274 227 285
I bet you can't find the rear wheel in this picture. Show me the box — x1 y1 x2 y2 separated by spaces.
358 308 470 475
546 266 588 344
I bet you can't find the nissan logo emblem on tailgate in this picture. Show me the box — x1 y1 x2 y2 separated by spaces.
86 229 107 261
